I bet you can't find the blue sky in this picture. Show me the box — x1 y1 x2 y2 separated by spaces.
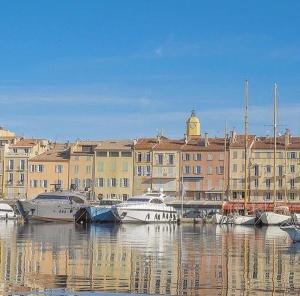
0 1 300 141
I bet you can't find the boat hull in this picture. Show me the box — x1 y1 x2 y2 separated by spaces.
233 215 256 225
112 206 177 223
260 211 291 225
280 225 300 242
212 213 228 224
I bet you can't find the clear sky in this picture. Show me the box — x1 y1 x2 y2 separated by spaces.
0 1 300 141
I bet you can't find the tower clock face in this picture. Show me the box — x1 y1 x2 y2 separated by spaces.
190 122 197 129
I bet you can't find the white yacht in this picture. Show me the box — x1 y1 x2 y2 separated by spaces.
233 214 256 225
0 203 16 219
259 207 291 226
16 191 87 222
112 191 178 223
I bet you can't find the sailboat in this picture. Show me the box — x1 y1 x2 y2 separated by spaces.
259 83 291 226
233 80 256 225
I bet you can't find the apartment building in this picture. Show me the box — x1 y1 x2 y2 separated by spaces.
249 130 300 204
94 140 133 201
69 141 100 198
181 134 228 201
3 138 48 199
27 145 70 199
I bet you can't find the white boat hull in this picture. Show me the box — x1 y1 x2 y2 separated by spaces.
113 205 178 223
281 225 300 242
260 211 291 225
233 215 256 225
212 213 228 224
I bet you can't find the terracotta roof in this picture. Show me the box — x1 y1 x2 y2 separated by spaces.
153 139 185 151
229 135 256 148
252 136 300 150
182 137 226 151
10 138 44 148
95 140 133 151
30 147 70 162
134 138 160 150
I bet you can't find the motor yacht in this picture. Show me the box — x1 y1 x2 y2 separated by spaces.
112 191 178 223
16 191 87 222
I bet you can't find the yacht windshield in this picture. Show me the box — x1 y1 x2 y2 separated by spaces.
127 198 150 203
35 195 69 201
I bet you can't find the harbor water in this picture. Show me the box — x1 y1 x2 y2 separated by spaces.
1 221 300 295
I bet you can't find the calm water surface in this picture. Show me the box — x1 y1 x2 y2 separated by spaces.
0 221 300 295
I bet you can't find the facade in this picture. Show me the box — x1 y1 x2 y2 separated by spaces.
3 139 48 199
69 141 100 198
27 145 70 199
181 135 228 202
94 140 134 201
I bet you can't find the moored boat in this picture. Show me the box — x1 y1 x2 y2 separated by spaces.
112 191 178 223
16 191 87 222
233 214 256 225
280 224 300 242
212 212 228 224
259 206 291 226
0 203 17 219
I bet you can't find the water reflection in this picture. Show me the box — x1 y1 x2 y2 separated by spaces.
0 222 300 295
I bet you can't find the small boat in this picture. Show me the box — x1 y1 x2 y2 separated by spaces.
280 224 300 242
212 212 228 224
0 203 17 219
75 199 122 223
16 191 87 222
112 191 178 223
259 206 291 226
233 214 256 225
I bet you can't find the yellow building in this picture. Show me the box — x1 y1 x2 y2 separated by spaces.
3 138 48 199
94 140 134 200
69 141 100 198
186 110 201 138
27 145 70 199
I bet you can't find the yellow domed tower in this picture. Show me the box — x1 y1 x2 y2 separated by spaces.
186 110 201 138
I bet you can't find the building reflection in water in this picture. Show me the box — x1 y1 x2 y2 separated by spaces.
0 221 300 295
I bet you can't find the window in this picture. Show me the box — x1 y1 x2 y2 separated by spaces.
184 166 190 174
185 153 190 161
82 146 92 153
233 164 237 173
168 154 174 165
289 192 295 200
207 166 213 174
290 178 295 189
40 180 47 188
266 179 271 188
86 165 91 174
232 192 237 199
20 160 25 170
121 151 132 157
290 152 296 159
55 165 62 173
233 151 238 159
290 165 295 173
146 153 151 162
195 166 202 174
111 178 117 187
24 148 29 154
97 151 107 157
109 151 119 157
74 165 79 174
146 165 151 176
277 192 283 200
8 173 13 183
137 166 142 176
85 178 92 188
8 160 14 170
278 165 284 177
278 178 283 188
98 178 104 187
13 148 17 153
30 164 35 173
20 173 25 183
254 165 259 177
137 153 142 162
196 153 201 161
265 192 271 200
254 179 259 188
207 154 213 161
217 166 224 174
158 154 163 165
266 165 271 173
123 178 129 188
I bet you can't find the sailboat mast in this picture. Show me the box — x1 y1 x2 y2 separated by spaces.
273 83 278 206
244 80 249 214
222 120 227 207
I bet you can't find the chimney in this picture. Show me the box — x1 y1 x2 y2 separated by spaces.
133 139 138 146
204 132 209 147
285 129 290 146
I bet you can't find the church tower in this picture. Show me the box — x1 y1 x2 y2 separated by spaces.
186 110 201 138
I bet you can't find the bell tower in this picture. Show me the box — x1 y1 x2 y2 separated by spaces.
186 110 201 138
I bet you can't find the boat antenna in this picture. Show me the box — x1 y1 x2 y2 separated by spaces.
244 80 249 215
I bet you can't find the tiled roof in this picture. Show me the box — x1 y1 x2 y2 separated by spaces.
95 140 133 150
229 135 256 148
30 147 70 162
182 138 226 151
10 138 44 148
252 136 300 150
134 138 160 150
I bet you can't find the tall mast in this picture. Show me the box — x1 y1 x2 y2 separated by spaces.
244 80 249 214
222 120 227 209
273 83 278 206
